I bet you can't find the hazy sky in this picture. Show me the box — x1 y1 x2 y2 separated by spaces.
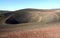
0 0 60 11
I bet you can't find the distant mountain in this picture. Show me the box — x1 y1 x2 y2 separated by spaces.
15 8 47 12
0 10 12 14
1 8 60 24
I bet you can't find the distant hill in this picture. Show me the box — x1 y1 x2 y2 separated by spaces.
0 10 12 14
0 8 47 24
1 8 60 24
4 8 60 24
15 8 48 12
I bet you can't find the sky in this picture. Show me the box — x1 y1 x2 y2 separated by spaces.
0 0 60 11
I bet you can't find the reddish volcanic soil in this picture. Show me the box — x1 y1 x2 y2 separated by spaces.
0 26 60 38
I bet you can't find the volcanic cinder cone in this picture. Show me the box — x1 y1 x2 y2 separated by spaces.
4 9 60 24
1 9 60 38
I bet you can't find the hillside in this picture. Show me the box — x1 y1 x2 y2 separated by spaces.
1 8 60 38
0 8 60 24
3 8 50 24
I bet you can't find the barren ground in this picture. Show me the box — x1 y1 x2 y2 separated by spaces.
0 22 60 38
0 9 60 38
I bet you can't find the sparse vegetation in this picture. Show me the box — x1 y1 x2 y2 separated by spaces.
1 8 60 38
